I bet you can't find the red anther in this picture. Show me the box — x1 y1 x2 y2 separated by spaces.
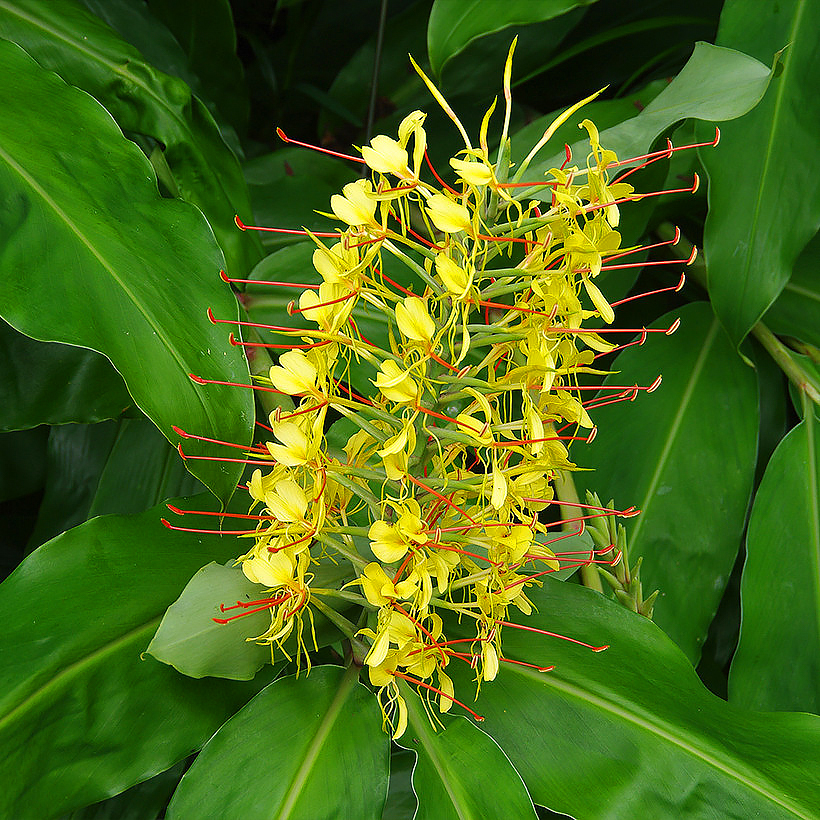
647 374 663 392
665 318 681 335
172 425 188 438
552 381 656 391
188 373 283 394
221 272 321 289
496 620 608 652
586 427 598 444
501 658 555 672
592 330 648 360
177 446 273 467
219 269 230 283
166 505 276 522
561 143 573 170
423 148 459 195
170 428 264 453
406 474 479 526
610 274 686 309
206 307 217 324
234 214 339 237
550 323 678 335
288 289 357 315
275 127 365 164
601 230 682 266
161 518 258 536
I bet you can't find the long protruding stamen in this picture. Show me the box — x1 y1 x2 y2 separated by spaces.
189 373 284 395
391 670 485 722
220 269 321 289
161 518 259 536
235 215 339 238
176 445 272 467
610 273 686 309
496 620 609 652
172 425 266 453
599 245 696 271
276 127 366 164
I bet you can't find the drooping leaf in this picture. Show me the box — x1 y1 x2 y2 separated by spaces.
0 320 130 432
530 42 773 184
730 412 820 713
451 579 820 819
166 666 389 820
699 0 820 345
0 494 273 820
0 39 253 500
427 0 597 77
0 0 261 277
397 695 537 820
576 302 758 662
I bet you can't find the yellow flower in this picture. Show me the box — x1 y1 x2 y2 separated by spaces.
374 360 419 405
395 296 435 344
356 562 417 607
362 135 410 178
330 179 378 227
450 156 494 187
368 520 409 564
269 349 319 396
426 193 472 234
435 253 472 300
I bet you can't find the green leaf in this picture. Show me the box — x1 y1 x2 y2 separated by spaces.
699 0 820 345
147 562 272 680
730 413 820 713
0 494 273 819
0 320 130 432
455 579 820 819
0 39 253 500
381 748 417 820
0 427 48 504
166 666 389 819
530 42 773 183
576 302 758 662
427 0 596 77
398 696 537 820
0 0 261 277
765 229 820 350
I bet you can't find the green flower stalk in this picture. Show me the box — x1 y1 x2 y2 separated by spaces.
167 43 713 738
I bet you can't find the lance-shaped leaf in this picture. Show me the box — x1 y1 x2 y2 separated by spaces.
427 0 597 77
765 229 820 350
576 302 758 662
699 0 820 345
730 411 820 713
0 0 261 277
531 42 773 184
0 494 272 820
166 666 389 820
397 693 537 820
0 39 253 500
451 579 820 819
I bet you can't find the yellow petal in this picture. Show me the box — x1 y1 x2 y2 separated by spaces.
426 194 471 234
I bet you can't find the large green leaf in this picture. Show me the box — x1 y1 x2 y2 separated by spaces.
764 229 820 350
0 39 253 500
730 412 820 713
530 42 773 184
0 320 130 432
576 302 758 662
166 666 389 820
0 494 272 819
0 0 261 277
398 696 537 820
426 0 596 77
699 0 820 345
453 579 820 819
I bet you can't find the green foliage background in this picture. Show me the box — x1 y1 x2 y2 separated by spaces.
0 1 818 817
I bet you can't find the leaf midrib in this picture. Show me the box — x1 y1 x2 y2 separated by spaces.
0 619 158 734
0 134 217 436
511 664 812 818
630 316 718 546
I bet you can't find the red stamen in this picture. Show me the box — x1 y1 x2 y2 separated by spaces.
601 227 680 265
177 444 272 467
207 307 302 333
172 425 265 453
166 504 274 522
592 329 648 360
230 334 330 351
390 670 485 722
496 620 608 652
161 518 258 536
581 174 700 217
189 373 284 395
610 272 686 308
213 593 293 624
406 474 478 526
598 244 696 271
548 321 679 336
288 290 357 315
276 127 365 164
551 375 662 392
220 269 321 290
423 148 459 195
235 215 339 238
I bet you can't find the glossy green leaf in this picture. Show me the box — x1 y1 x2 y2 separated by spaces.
0 427 48 505
576 302 758 662
765 229 820 350
730 412 820 713
427 0 596 77
166 666 389 820
0 39 253 500
454 579 820 819
382 748 417 820
148 562 272 680
531 42 773 183
0 494 273 819
0 320 130 432
699 0 820 345
398 697 537 820
0 0 261 277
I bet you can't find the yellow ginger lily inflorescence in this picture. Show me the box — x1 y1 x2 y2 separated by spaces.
174 41 706 739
